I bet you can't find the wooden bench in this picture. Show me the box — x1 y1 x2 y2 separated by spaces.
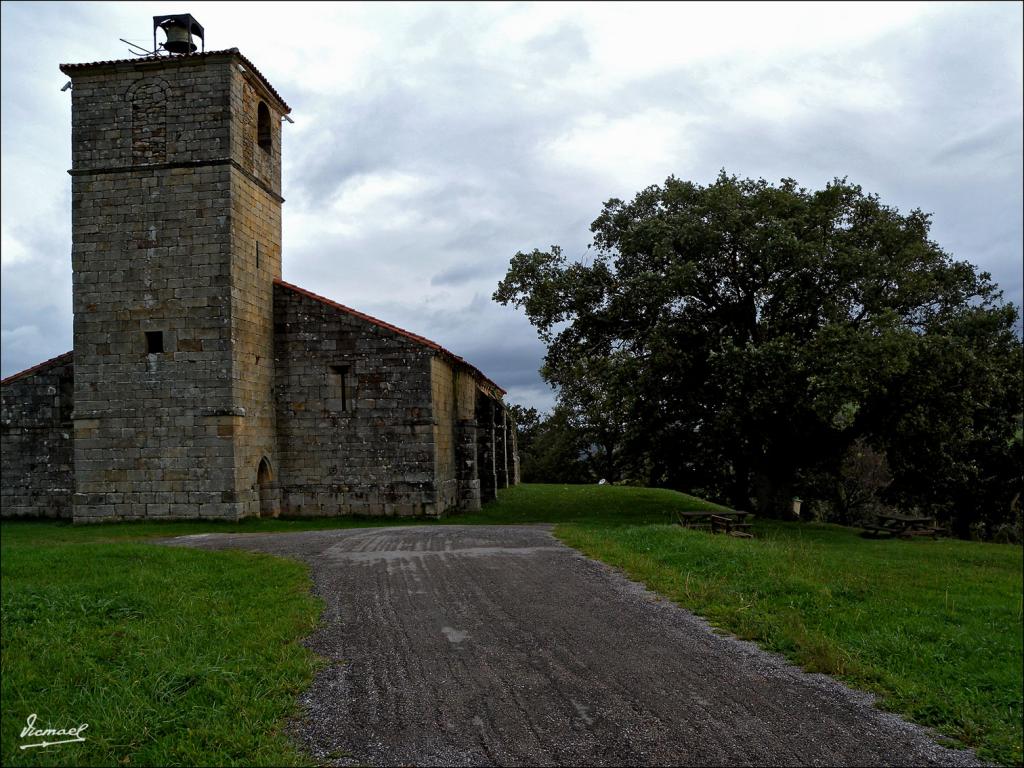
675 511 714 528
675 509 754 537
710 514 754 538
862 514 946 539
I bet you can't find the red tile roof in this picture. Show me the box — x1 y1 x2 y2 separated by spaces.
0 351 73 386
59 48 290 113
275 279 506 395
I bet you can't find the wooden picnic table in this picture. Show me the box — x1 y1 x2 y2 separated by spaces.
863 513 946 539
675 509 754 538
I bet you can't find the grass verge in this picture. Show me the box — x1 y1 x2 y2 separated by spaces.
456 483 731 525
1 538 322 766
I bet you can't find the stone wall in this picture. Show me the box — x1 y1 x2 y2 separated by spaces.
0 354 75 518
65 54 234 172
70 161 240 522
274 283 440 517
63 52 288 522
227 63 285 518
430 358 458 512
67 55 240 522
430 358 482 515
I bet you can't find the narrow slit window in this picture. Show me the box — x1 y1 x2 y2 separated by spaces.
58 377 74 424
145 331 164 354
257 101 272 152
256 241 261 268
328 364 352 412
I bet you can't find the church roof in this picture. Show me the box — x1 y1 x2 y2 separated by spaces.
276 280 506 395
0 351 73 386
59 48 290 113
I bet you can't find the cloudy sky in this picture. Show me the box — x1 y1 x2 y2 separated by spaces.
2 2 1021 410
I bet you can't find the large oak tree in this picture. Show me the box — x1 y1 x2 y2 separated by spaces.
495 173 1023 534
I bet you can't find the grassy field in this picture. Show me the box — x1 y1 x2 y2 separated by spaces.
2 484 1021 765
0 537 322 766
458 483 730 525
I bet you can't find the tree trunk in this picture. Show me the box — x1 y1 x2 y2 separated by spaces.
753 471 796 519
603 441 617 482
730 458 752 512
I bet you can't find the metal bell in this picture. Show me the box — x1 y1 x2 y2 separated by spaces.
163 22 196 54
153 14 205 56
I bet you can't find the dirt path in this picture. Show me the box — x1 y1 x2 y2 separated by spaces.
165 525 982 766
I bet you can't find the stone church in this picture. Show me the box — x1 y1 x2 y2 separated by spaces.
0 24 517 523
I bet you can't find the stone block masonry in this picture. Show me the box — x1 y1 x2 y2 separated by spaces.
226 53 285 518
273 281 513 518
274 283 441 517
70 160 240 522
1 354 75 518
430 357 483 514
61 50 287 522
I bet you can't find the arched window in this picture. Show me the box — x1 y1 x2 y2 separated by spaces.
257 101 272 152
257 456 273 486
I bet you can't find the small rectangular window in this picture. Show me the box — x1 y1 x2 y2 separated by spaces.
256 241 261 269
145 331 164 354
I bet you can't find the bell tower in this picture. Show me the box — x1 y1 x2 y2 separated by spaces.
61 18 290 521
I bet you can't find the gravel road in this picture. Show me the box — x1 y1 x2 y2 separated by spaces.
165 525 983 766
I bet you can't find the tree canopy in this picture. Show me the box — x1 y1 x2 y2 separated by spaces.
495 173 1023 536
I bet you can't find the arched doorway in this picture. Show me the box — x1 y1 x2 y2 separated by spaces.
257 457 279 518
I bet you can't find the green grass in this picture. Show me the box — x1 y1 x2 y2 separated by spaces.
2 484 1021 765
456 483 731 525
1 537 322 766
0 514 422 547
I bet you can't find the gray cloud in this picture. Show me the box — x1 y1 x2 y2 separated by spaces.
2 2 1021 406
931 118 1022 166
431 261 498 287
1 258 73 376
